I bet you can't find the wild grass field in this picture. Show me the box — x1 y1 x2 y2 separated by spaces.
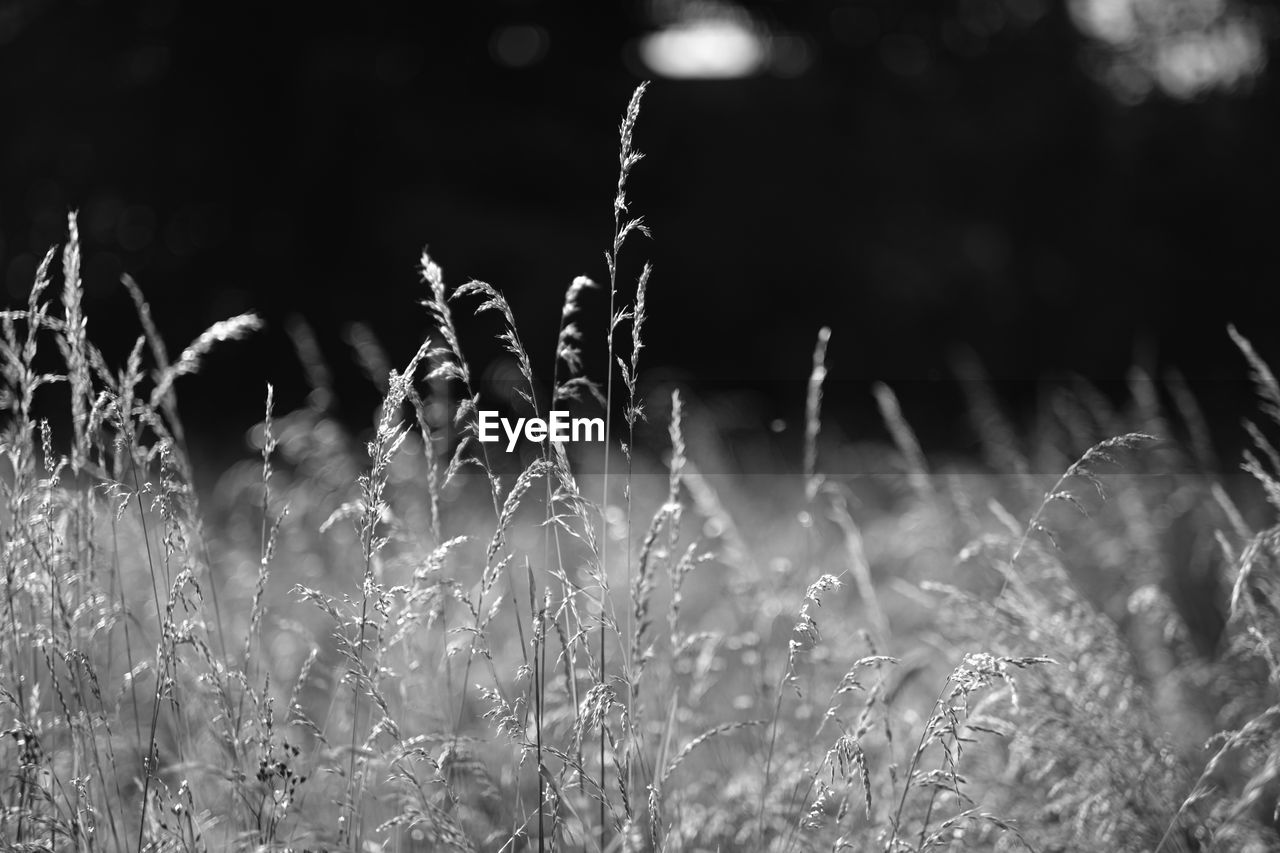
3 85 1280 852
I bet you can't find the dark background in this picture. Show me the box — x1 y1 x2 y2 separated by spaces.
2 0 1278 466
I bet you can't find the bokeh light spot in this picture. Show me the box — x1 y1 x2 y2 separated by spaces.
1070 0 1267 100
490 24 550 69
640 14 768 79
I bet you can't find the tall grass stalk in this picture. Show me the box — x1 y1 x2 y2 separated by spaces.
598 80 649 850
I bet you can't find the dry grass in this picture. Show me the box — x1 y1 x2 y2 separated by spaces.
3 85 1280 852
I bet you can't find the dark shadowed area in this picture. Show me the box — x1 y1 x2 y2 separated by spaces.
2 0 1278 468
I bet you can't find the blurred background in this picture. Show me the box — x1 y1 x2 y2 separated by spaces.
2 0 1278 471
